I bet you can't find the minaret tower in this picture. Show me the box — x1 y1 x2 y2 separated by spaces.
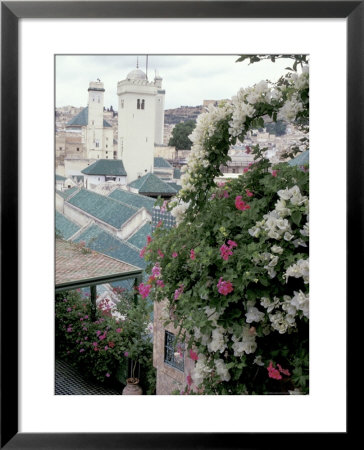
117 64 157 182
86 80 105 159
154 71 165 145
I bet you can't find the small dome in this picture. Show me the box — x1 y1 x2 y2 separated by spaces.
127 68 147 80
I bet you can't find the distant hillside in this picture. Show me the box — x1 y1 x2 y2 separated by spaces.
164 105 204 125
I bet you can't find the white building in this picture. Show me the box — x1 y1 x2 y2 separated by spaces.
117 65 165 183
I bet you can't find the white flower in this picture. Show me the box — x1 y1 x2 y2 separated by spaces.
290 290 309 318
207 327 227 353
277 94 304 122
245 306 265 323
215 359 231 382
271 245 283 254
285 258 309 284
253 355 265 366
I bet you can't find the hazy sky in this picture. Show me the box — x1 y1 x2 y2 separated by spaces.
56 55 291 110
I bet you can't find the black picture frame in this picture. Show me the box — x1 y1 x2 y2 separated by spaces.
1 1 358 448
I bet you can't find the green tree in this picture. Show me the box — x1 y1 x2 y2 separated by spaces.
168 120 196 150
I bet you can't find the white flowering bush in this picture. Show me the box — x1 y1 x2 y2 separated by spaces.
143 56 309 394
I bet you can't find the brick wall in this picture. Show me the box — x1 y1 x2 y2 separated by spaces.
153 299 195 395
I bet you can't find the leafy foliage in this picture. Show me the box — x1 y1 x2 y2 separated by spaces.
168 120 196 150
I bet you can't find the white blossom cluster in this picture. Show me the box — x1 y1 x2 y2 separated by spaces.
178 103 232 198
191 353 213 386
277 93 304 122
231 326 257 356
214 359 231 382
291 65 309 90
170 200 190 225
285 258 309 284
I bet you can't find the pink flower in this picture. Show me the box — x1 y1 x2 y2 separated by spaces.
267 361 282 380
79 349 85 353
189 350 199 361
156 220 163 228
98 332 107 341
138 283 152 299
235 196 250 211
96 330 101 336
161 200 168 212
105 373 110 378
272 170 278 177
139 246 146 258
124 351 129 357
223 190 229 198
243 167 249 173
220 244 233 261
187 375 193 387
157 249 164 259
217 277 234 295
217 182 225 187
172 252 178 258
190 249 196 260
210 193 216 200
152 263 161 277
66 327 72 332
84 315 89 319
245 189 253 197
227 240 237 248
147 235 152 244
92 342 98 347
67 307 72 312
156 279 165 288
104 346 109 351
277 364 291 376
174 285 184 300
147 275 156 284
245 145 251 154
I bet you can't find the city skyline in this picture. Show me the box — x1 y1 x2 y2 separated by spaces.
56 54 291 110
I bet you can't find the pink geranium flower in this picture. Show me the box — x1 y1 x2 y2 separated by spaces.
152 263 161 277
217 277 234 295
187 375 193 387
157 249 164 259
156 279 165 288
147 235 152 244
139 246 146 258
172 252 178 258
272 170 278 177
235 196 250 211
189 350 199 361
267 361 283 380
245 189 254 197
116 328 121 333
243 167 249 173
190 249 196 260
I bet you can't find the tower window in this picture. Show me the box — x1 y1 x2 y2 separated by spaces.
141 99 145 110
120 99 124 109
137 99 140 109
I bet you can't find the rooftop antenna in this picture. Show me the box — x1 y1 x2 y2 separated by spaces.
136 57 139 69
146 55 148 80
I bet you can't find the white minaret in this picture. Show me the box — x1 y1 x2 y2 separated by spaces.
117 65 157 182
154 71 165 145
85 80 114 160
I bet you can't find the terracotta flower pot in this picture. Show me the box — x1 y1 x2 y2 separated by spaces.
122 377 143 395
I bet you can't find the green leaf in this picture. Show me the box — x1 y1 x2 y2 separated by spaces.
291 211 302 226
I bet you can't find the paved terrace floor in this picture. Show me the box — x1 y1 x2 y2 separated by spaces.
55 358 123 395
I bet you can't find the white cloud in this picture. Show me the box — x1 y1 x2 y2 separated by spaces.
56 54 290 109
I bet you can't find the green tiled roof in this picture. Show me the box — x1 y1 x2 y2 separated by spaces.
56 187 79 200
73 224 146 269
55 174 66 181
67 189 137 229
127 222 152 249
167 182 182 192
128 173 177 195
154 157 172 168
66 107 112 128
288 150 309 167
109 189 156 213
173 168 181 179
55 211 80 240
81 159 127 176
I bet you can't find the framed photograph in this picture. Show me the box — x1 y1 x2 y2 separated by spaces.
1 1 358 447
